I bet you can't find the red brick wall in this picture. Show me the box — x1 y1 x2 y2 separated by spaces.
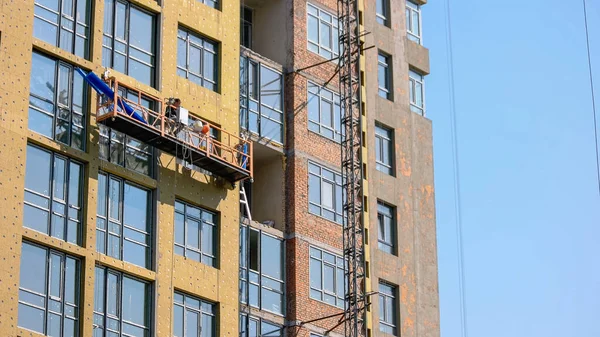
284 0 349 335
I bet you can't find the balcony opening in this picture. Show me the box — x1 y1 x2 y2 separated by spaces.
238 0 288 65
241 142 284 231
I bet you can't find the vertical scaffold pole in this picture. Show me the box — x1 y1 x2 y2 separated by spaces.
337 0 366 336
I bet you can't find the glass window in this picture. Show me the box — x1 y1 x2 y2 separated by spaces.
94 266 151 337
24 144 83 244
240 226 285 315
309 246 345 308
174 200 217 267
376 0 389 26
99 124 153 176
306 3 339 59
406 1 422 44
240 315 282 337
375 123 393 175
378 52 391 100
379 281 397 335
409 69 425 115
241 6 253 49
33 0 91 58
377 201 396 254
103 0 156 87
173 292 216 337
307 81 343 142
96 172 152 269
18 242 81 336
29 52 87 150
308 162 344 224
177 28 219 92
240 57 284 144
197 0 218 9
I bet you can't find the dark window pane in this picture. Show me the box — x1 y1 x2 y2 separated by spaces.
20 243 47 294
262 321 281 337
174 212 185 246
310 258 322 289
260 66 281 110
201 313 214 337
307 82 341 140
260 235 282 279
122 277 147 326
25 145 51 196
18 304 46 333
177 27 218 92
29 52 87 148
177 37 186 69
103 1 155 86
129 8 153 52
173 305 184 337
96 267 150 336
186 310 199 337
309 174 320 204
123 184 149 232
19 243 80 335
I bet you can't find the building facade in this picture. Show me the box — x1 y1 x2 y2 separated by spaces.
0 0 438 336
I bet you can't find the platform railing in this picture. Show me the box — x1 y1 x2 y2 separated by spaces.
96 77 252 178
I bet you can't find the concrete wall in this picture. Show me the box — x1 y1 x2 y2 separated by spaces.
363 0 440 336
0 0 243 336
250 0 290 67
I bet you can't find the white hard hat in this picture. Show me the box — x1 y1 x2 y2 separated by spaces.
192 120 204 132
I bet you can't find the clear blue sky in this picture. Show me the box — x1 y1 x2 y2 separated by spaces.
424 1 600 336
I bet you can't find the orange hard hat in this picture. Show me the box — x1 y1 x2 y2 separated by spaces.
201 124 210 134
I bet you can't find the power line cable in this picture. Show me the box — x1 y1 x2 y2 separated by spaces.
443 1 468 337
582 0 600 195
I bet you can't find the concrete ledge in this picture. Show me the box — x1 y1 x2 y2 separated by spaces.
405 38 430 75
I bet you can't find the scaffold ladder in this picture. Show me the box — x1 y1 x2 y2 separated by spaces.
338 0 367 335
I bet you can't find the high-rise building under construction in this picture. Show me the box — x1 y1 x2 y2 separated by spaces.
0 0 438 336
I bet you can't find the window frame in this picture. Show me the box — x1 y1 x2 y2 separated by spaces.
307 81 343 142
376 0 389 26
240 226 285 316
29 52 87 150
240 56 284 144
99 124 154 177
173 291 216 337
93 265 152 337
309 246 346 309
177 27 219 92
33 0 91 58
18 241 81 336
306 3 340 60
409 69 425 115
24 144 84 245
240 314 283 337
308 161 344 224
197 0 218 10
406 1 422 44
375 123 394 175
377 201 396 255
96 172 153 270
173 200 218 268
98 87 156 179
241 6 253 49
378 52 392 100
379 281 398 335
102 0 157 87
